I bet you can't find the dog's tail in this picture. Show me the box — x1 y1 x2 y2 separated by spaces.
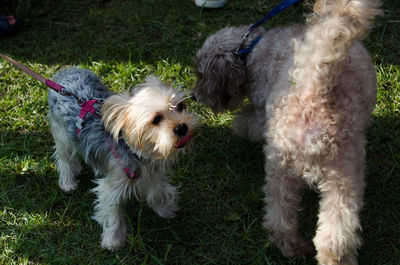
290 0 382 95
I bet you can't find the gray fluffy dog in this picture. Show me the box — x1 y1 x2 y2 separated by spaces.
48 68 198 250
193 0 382 264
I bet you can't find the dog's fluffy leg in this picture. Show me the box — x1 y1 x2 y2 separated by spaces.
92 171 135 251
56 157 81 192
49 112 81 192
135 165 179 219
313 151 365 265
148 181 179 219
286 1 382 263
232 105 266 142
262 153 313 257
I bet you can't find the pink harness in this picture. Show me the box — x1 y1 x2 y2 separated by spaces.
76 99 140 180
76 99 102 135
109 143 139 179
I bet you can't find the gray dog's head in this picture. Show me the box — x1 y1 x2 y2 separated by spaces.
193 26 264 112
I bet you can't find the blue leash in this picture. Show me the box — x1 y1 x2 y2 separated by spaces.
235 0 301 58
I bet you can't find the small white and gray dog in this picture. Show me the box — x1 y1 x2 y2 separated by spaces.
48 68 198 250
193 0 382 264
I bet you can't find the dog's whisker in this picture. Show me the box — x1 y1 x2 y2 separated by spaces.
168 96 192 111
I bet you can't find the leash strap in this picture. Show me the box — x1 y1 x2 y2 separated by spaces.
0 53 84 104
249 0 301 31
1 53 48 85
235 0 301 56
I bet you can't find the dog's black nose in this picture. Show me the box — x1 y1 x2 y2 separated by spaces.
174 123 188 137
190 93 197 102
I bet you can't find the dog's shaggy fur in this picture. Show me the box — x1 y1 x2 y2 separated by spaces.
193 0 382 264
48 68 198 250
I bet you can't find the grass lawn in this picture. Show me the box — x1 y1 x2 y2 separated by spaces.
1 0 399 264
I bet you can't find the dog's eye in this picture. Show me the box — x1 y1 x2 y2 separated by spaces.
152 114 163 125
176 103 184 112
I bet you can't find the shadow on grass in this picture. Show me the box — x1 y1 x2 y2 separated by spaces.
1 0 251 66
359 113 400 264
1 111 399 264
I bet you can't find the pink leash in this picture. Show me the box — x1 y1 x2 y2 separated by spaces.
0 53 84 104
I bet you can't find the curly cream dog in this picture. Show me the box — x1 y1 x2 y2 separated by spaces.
193 0 382 264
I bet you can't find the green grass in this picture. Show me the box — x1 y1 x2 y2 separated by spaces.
1 0 399 264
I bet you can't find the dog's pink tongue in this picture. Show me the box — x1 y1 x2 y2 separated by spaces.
176 134 193 148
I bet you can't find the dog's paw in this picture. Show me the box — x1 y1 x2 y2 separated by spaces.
314 231 358 265
316 250 357 265
101 236 125 251
59 177 79 192
57 161 81 192
275 236 314 258
100 229 127 251
153 203 179 219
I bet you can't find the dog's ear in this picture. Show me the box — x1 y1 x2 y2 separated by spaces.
194 51 247 112
101 94 131 141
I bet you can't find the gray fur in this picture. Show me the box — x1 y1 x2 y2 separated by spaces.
48 68 142 177
194 25 266 112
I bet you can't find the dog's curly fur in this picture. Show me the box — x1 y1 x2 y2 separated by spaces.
193 0 382 264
